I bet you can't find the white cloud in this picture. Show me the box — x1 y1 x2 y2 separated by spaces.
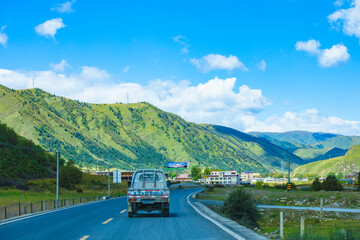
334 0 345 7
0 25 8 47
318 43 350 67
123 66 130 73
295 39 350 67
2 66 360 135
172 35 190 54
80 66 110 80
328 0 360 41
50 59 70 72
190 54 248 72
295 39 321 55
35 18 65 38
244 108 360 136
52 1 76 13
257 60 266 71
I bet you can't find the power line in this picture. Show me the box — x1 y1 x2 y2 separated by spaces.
0 141 55 153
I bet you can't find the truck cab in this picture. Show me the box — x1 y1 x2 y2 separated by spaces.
127 169 170 217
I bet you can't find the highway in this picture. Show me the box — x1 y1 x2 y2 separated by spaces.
0 188 237 240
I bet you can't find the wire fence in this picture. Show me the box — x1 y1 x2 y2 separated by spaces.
0 194 126 221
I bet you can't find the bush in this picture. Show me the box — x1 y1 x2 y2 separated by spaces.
255 181 264 188
311 178 322 191
60 161 83 190
206 185 215 191
213 183 225 188
322 175 343 191
221 188 259 228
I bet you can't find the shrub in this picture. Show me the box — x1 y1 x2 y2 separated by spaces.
311 178 322 191
213 183 225 188
322 175 343 191
60 161 83 190
206 185 215 191
221 188 259 228
255 181 264 188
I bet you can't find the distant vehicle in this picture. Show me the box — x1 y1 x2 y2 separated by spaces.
127 169 170 217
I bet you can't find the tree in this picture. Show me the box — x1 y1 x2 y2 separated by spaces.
191 166 201 181
60 161 83 190
311 178 322 191
204 167 211 176
322 174 342 191
337 172 344 180
222 188 259 228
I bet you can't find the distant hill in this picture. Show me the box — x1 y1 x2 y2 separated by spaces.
0 85 303 173
292 145 360 177
0 122 58 186
250 131 360 162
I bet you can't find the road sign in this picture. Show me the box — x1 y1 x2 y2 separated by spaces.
204 175 207 178
286 183 291 191
113 170 122 183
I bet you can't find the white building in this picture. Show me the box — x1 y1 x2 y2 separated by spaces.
204 170 239 185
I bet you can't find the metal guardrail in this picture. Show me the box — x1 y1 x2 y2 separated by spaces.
0 194 126 221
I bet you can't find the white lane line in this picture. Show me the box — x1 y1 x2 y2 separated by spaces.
79 235 90 240
102 218 113 224
187 190 245 240
120 209 126 213
0 196 127 226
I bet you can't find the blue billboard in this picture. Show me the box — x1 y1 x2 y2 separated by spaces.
166 162 187 168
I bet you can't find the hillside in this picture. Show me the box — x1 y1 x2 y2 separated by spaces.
0 122 58 186
250 131 359 162
292 145 360 177
0 85 303 172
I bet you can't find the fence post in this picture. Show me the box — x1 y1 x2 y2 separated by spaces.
280 211 284 240
320 198 323 221
30 202 33 213
300 216 305 238
19 202 21 216
24 203 27 215
4 206 7 219
41 201 43 211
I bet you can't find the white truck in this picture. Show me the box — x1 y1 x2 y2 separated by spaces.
127 169 170 217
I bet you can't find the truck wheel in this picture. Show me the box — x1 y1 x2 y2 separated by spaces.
128 211 133 218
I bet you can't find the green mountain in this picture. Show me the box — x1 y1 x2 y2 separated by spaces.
0 122 58 185
250 131 360 162
292 145 360 177
0 85 303 172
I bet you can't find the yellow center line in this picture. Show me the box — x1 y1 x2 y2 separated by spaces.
79 236 90 240
120 209 127 213
102 218 113 224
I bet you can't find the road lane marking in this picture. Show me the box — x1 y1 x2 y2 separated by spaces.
120 209 126 213
102 218 113 224
0 196 127 226
79 236 90 240
187 190 245 240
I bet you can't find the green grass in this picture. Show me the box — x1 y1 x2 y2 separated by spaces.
198 186 360 239
0 174 128 207
293 145 360 177
0 84 300 172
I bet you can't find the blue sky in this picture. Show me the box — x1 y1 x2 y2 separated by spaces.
1 0 360 135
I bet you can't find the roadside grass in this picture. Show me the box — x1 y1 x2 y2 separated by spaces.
258 209 360 239
198 187 360 209
0 174 128 207
198 186 360 239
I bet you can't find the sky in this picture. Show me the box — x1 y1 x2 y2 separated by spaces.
1 0 360 135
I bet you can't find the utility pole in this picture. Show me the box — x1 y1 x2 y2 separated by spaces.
116 168 119 197
56 151 59 208
108 157 110 198
288 155 291 184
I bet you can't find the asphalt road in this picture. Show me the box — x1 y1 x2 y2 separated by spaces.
0 188 236 240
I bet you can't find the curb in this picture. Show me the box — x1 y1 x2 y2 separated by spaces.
187 190 269 240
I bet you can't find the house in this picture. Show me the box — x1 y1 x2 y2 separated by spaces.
177 173 191 181
204 170 239 185
241 171 261 181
